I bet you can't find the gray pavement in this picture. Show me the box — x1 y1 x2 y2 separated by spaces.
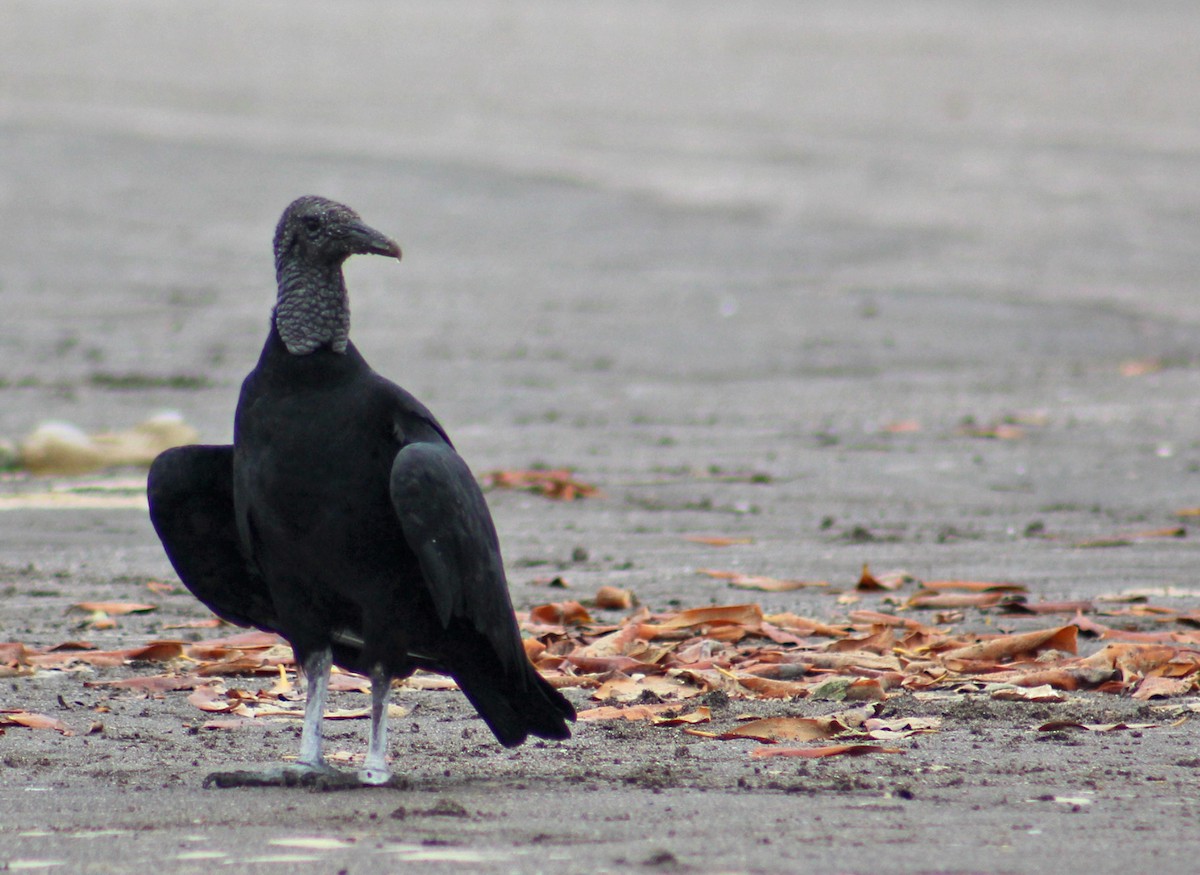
3 2 1200 873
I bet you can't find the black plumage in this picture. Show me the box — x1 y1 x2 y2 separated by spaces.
148 196 573 784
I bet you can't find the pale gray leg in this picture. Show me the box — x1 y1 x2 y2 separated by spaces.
202 646 349 789
358 667 391 785
296 647 332 769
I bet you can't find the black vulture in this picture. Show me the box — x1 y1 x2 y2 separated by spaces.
148 196 574 785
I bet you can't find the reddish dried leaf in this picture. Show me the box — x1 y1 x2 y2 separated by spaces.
328 674 372 694
1098 628 1192 645
188 685 237 713
682 535 754 547
651 706 712 726
856 565 914 591
846 611 931 631
0 642 32 664
826 626 896 655
161 618 224 630
401 674 461 691
863 716 941 736
575 704 673 722
907 590 1006 609
483 469 599 500
957 422 1026 440
1132 675 1195 700
989 684 1068 702
593 586 635 610
84 674 203 692
46 641 98 652
764 613 852 638
591 673 703 703
196 656 287 677
128 641 186 662
70 601 157 615
26 640 185 668
216 631 290 648
529 601 594 626
921 580 1028 594
720 715 850 743
940 625 1077 662
733 675 814 699
573 623 652 659
0 710 73 735
750 744 903 760
1074 527 1186 548
568 655 661 674
698 569 827 592
651 604 764 631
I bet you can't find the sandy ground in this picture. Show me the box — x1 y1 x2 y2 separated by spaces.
4 2 1200 873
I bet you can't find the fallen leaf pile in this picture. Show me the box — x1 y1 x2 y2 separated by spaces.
521 594 1200 708
4 568 1199 759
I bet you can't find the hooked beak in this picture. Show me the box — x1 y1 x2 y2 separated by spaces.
345 220 402 261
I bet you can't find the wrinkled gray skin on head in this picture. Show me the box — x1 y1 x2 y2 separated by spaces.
272 196 402 355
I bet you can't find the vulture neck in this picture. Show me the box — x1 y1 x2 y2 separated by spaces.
274 260 351 355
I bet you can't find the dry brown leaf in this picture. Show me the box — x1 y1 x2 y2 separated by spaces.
956 422 1025 440
591 673 703 703
856 565 914 591
920 580 1028 594
161 618 224 630
763 613 851 639
25 640 185 668
0 710 74 735
862 716 942 736
719 715 850 743
1073 527 1186 548
988 684 1068 702
940 625 1077 662
651 706 712 726
750 744 903 760
188 685 237 713
576 704 683 722
646 604 763 631
698 569 827 591
683 535 755 547
907 590 1007 609
1133 675 1196 700
733 675 815 699
529 601 594 626
69 601 157 615
84 674 204 693
592 586 635 610
483 469 599 500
